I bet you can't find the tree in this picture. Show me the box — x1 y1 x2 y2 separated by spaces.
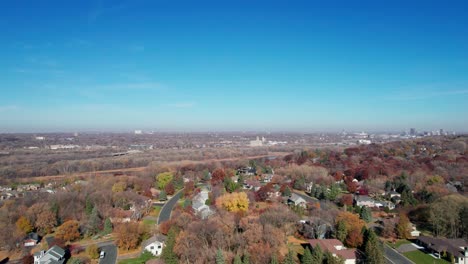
340 194 353 207
301 247 312 264
396 213 411 239
364 229 385 264
183 181 195 197
161 227 178 264
336 212 365 248
243 252 250 264
270 255 279 264
16 216 33 234
115 223 141 250
359 207 372 223
55 220 81 242
165 182 175 195
22 255 34 264
224 178 239 193
211 168 226 186
103 218 113 234
36 210 57 234
159 190 167 201
86 206 101 236
335 220 347 243
112 182 127 193
346 228 363 248
324 251 344 264
311 245 324 264
284 248 295 264
85 197 93 215
156 172 174 190
86 244 99 259
216 248 225 264
283 186 292 197
216 192 249 213
234 255 242 264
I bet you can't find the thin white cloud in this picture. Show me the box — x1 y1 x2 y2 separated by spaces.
88 2 127 22
385 83 468 101
95 82 166 90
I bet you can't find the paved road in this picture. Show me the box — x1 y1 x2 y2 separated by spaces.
99 243 118 264
384 244 414 264
157 190 183 224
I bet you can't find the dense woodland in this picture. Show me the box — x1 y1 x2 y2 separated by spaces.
0 135 467 263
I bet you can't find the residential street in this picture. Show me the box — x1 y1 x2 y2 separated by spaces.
157 190 183 224
98 242 118 264
384 244 414 264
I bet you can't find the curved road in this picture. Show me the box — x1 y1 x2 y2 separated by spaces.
157 190 183 224
99 242 118 264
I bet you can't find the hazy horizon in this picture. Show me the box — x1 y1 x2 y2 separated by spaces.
1 1 468 132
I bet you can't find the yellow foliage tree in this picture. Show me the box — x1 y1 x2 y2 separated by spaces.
216 192 249 213
16 216 33 234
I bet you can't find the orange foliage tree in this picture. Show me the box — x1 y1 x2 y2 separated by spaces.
55 220 81 242
336 211 365 248
16 216 33 234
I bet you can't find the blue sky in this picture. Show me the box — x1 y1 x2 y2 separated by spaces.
1 0 467 132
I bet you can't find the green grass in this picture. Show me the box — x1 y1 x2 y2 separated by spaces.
403 250 450 264
387 239 412 249
119 252 155 264
143 218 157 227
150 205 162 217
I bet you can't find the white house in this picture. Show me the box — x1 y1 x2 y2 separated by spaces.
354 195 376 207
288 193 307 208
192 190 214 219
143 235 166 256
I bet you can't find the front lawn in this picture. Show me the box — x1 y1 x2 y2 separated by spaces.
387 239 411 249
403 250 450 264
143 218 157 227
119 252 155 264
150 205 162 217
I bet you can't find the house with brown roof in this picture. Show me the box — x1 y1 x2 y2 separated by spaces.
416 236 468 264
303 239 357 264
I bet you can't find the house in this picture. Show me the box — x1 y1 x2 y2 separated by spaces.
387 191 401 199
288 193 307 208
24 232 41 247
410 224 421 237
237 167 256 176
192 190 214 219
34 245 66 264
354 195 376 208
143 235 166 256
416 236 468 264
303 239 357 264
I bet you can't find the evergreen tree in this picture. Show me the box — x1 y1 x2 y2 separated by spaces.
86 206 101 235
234 255 242 264
216 248 225 264
270 254 279 264
311 245 324 264
335 220 347 242
103 218 112 234
159 190 167 201
364 229 385 264
283 187 292 197
324 251 344 264
301 247 312 264
161 227 178 264
243 252 250 264
283 248 295 264
360 206 372 223
85 197 93 215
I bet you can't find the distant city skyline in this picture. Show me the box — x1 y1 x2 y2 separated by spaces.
1 1 468 133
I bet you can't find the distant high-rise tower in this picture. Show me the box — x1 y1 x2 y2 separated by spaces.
439 129 444 136
134 130 142 135
410 128 416 135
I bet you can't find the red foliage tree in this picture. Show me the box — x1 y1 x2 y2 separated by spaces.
340 194 354 207
211 168 226 186
165 182 175 195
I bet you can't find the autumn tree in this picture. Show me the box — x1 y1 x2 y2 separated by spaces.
115 222 141 250
156 172 174 190
165 182 175 195
86 244 99 259
55 220 81 242
216 192 249 213
16 216 33 234
396 213 411 239
211 168 226 186
183 181 195 197
336 212 365 248
35 210 57 235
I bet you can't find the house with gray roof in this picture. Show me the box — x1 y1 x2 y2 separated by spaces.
34 245 66 264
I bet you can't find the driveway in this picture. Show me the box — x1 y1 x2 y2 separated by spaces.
157 190 183 224
99 243 118 264
384 244 414 264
